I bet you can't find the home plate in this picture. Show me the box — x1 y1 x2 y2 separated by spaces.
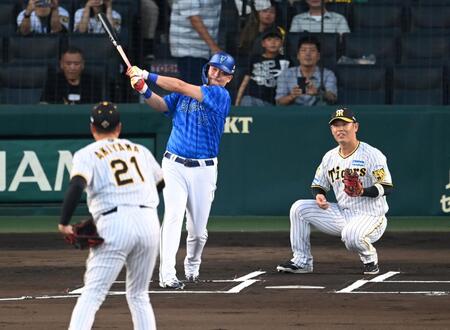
265 285 325 290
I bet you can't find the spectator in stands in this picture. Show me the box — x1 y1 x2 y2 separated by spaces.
169 0 221 85
41 47 104 104
235 28 290 106
17 0 69 35
289 0 350 34
238 0 285 58
141 0 159 60
276 35 336 106
74 0 121 33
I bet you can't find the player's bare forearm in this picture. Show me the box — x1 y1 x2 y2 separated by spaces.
189 15 220 53
156 76 203 101
144 93 168 113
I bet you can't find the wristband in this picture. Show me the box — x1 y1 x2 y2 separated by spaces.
143 88 152 99
148 73 158 84
374 183 385 197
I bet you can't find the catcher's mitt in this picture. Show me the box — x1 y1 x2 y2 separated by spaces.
65 218 104 250
343 169 363 197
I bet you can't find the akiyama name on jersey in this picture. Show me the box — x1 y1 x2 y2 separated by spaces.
93 142 140 160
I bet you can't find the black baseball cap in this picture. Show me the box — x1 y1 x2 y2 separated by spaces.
90 101 120 131
329 107 357 125
262 28 283 40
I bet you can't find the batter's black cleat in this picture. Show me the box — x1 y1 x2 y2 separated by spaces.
276 261 313 274
363 262 379 275
185 275 199 283
160 278 185 290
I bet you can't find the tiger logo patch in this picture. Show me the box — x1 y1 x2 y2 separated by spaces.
372 168 385 182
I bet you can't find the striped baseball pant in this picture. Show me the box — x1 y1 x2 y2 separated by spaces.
69 206 160 330
289 200 387 267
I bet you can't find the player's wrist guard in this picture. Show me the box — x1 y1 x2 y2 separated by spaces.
148 73 158 84
143 88 152 99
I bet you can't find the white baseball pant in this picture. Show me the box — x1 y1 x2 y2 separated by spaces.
289 200 387 267
159 156 217 283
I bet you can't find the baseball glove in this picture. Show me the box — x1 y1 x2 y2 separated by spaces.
343 169 363 197
65 218 104 250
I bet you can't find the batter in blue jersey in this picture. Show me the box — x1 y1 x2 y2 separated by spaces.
127 52 235 290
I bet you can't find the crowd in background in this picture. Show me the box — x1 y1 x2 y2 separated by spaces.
1 0 450 106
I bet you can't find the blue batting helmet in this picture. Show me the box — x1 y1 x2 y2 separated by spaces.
201 51 236 84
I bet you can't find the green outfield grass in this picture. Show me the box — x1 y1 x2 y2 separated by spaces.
0 216 449 233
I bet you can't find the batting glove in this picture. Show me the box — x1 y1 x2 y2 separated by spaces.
130 75 152 99
127 66 149 80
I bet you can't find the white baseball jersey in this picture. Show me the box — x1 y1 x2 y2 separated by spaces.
312 141 393 216
70 138 163 218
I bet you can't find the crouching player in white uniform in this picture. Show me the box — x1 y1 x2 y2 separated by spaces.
277 108 393 275
58 101 164 329
126 52 235 289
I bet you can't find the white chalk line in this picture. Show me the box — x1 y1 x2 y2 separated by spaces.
337 271 450 295
347 291 449 295
0 271 266 302
266 285 325 290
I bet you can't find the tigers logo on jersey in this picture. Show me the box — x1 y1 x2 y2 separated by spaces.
372 168 386 182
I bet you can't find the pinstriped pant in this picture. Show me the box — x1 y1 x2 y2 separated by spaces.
69 206 160 330
289 200 387 267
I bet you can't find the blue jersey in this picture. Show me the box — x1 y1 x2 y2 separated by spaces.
163 85 231 159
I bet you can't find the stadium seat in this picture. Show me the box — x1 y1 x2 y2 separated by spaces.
342 34 399 66
67 34 121 80
8 36 60 65
401 34 450 65
218 0 241 57
336 65 387 105
392 66 444 105
0 64 48 104
352 4 404 34
83 62 110 100
410 5 450 33
0 4 15 37
0 38 4 63
286 32 339 69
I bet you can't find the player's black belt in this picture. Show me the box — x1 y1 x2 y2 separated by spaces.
101 205 150 216
164 151 215 167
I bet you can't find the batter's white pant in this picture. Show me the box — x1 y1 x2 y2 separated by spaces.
289 200 387 267
159 156 217 283
69 206 160 330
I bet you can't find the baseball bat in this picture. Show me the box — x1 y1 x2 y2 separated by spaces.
97 12 131 68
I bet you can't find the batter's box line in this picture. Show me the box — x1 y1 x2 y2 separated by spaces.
0 271 266 302
70 270 266 295
336 271 450 295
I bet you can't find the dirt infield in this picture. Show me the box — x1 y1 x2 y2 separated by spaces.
0 232 449 330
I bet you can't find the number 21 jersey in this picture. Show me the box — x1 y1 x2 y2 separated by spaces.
70 138 163 217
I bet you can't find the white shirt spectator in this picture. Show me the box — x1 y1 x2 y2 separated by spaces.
169 0 221 59
290 11 350 34
74 8 121 33
17 7 69 33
